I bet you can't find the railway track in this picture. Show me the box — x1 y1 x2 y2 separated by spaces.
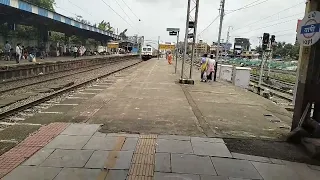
0 58 142 120
0 58 129 94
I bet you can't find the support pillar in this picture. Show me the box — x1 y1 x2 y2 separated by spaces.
292 0 319 130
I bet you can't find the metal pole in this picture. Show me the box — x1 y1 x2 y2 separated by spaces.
182 0 192 79
175 31 179 74
215 0 225 64
158 36 160 60
189 0 200 79
258 51 265 87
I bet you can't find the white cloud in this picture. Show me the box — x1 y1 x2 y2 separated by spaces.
55 0 306 48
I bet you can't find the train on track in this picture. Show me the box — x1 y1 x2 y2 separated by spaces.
141 45 157 60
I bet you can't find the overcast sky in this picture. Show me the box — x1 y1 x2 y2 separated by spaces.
55 0 306 48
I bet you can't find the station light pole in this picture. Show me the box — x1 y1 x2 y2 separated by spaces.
180 0 200 84
216 0 225 64
158 36 160 60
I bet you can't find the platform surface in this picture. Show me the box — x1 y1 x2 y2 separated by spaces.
1 123 320 180
0 54 129 68
1 58 318 179
85 58 293 139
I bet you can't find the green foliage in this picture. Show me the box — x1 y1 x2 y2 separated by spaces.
25 0 55 11
98 20 113 32
272 41 300 60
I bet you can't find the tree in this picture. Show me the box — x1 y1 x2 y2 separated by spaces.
119 29 128 40
272 41 300 60
98 20 113 32
26 0 55 11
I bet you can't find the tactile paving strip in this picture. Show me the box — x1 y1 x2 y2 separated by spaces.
127 175 153 180
127 134 157 179
132 154 155 165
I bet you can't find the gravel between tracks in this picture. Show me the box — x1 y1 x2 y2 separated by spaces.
0 59 141 114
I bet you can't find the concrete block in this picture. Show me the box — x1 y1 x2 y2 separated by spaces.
155 153 171 173
61 124 100 136
211 157 262 179
122 138 138 151
156 139 193 154
171 154 216 175
192 141 232 157
154 172 200 180
231 153 271 163
252 162 300 180
158 135 191 141
23 148 55 166
45 135 91 149
3 166 61 180
82 136 118 150
53 168 100 180
40 149 93 168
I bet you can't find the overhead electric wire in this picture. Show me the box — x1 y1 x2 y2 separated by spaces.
233 1 305 32
234 12 303 33
198 15 220 35
198 0 270 36
234 18 297 35
100 0 134 28
67 0 94 17
226 0 270 15
54 4 78 17
112 0 135 23
119 0 140 21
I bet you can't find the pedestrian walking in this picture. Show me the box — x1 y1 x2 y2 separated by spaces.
4 41 11 61
15 43 21 64
206 54 216 82
200 54 209 82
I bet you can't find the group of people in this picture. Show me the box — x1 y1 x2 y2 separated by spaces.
3 41 45 63
4 41 24 63
200 54 216 82
71 45 86 58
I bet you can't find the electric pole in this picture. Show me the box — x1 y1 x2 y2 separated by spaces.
215 0 225 62
158 36 160 60
181 0 200 84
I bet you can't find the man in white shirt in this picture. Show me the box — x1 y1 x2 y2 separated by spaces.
15 43 21 64
73 46 78 58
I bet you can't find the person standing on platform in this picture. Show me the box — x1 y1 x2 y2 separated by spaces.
207 54 216 82
4 41 11 61
73 46 78 58
168 52 173 65
200 54 208 82
15 43 21 64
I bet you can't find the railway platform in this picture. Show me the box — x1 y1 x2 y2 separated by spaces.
0 59 319 179
0 54 138 82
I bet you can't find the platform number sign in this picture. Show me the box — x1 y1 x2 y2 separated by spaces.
169 31 178 36
297 11 320 46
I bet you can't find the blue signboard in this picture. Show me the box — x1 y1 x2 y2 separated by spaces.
300 24 320 34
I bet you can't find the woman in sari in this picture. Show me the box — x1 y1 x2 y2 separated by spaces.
200 54 208 82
